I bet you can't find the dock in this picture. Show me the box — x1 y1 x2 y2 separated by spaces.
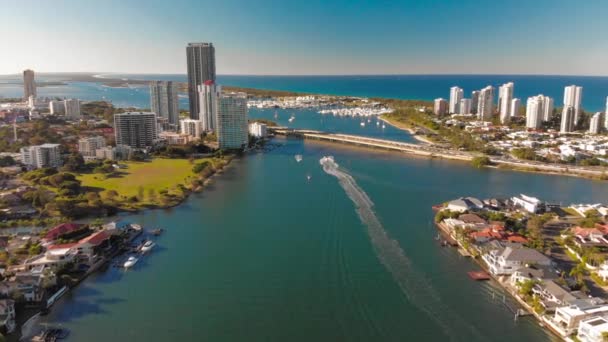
467 271 490 281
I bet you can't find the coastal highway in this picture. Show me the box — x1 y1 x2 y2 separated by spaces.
270 128 607 179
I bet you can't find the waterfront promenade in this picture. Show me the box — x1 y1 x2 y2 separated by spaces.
271 128 608 179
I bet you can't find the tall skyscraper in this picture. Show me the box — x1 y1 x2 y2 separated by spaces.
589 112 603 134
49 100 65 115
477 86 494 121
23 69 36 99
459 98 471 115
449 87 463 114
563 85 583 124
560 106 575 133
605 96 608 130
217 93 248 149
150 81 179 126
186 42 216 119
433 98 448 116
64 99 81 119
498 82 514 123
198 80 221 131
471 90 480 115
541 96 554 122
114 112 158 148
525 95 544 129
510 98 521 118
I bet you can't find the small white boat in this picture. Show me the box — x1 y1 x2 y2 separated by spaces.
360 122 365 127
367 119 371 123
382 124 386 129
295 154 303 163
140 240 155 253
307 175 312 181
288 116 295 123
123 256 138 268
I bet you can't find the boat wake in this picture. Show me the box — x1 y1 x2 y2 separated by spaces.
319 156 484 340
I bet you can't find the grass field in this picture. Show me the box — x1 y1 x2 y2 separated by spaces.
77 158 196 199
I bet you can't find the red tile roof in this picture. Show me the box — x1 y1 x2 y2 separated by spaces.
78 230 110 246
506 235 528 243
47 243 78 250
44 223 84 240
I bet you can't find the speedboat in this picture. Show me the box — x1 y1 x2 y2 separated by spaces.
140 240 155 253
288 116 295 123
382 124 386 129
295 154 303 163
124 256 138 268
360 122 365 127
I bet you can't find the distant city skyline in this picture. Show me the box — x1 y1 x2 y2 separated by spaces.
2 0 607 76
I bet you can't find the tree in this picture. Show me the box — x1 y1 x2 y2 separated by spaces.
471 156 491 168
570 262 587 284
62 153 85 172
28 243 42 256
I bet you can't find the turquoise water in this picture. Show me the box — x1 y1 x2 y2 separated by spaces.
39 136 608 341
2 74 608 111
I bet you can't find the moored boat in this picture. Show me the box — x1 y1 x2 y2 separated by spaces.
140 240 155 253
123 256 138 268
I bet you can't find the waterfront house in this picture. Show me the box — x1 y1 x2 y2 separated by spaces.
510 265 557 286
482 246 552 275
6 274 43 302
43 223 87 242
552 298 608 336
0 299 16 334
76 230 113 259
446 197 484 213
511 194 544 213
533 280 581 311
577 316 608 342
570 226 608 249
23 244 77 271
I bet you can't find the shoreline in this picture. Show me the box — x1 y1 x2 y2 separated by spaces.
377 116 437 145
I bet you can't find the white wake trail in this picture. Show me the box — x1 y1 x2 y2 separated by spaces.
319 156 484 341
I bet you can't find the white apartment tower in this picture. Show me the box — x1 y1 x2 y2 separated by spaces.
49 100 65 115
114 112 158 148
64 99 81 119
449 87 463 114
20 144 61 169
589 112 603 134
510 98 521 118
459 98 471 115
23 69 36 99
525 95 544 129
471 90 480 114
149 81 179 126
560 106 575 133
563 85 583 124
78 136 107 157
542 96 554 122
477 86 494 121
498 82 514 123
180 119 204 138
433 98 448 116
217 92 248 149
198 80 221 131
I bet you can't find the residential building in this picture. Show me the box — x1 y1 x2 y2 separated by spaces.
564 85 583 124
113 145 132 160
482 246 552 275
217 92 248 149
561 106 576 133
459 98 471 115
20 144 62 169
498 82 514 123
158 131 191 145
64 99 81 119
510 98 521 118
578 316 608 342
449 87 463 114
198 80 221 131
95 147 116 160
0 299 16 333
433 98 448 116
186 42 216 119
542 96 554 122
249 122 268 138
553 299 608 336
49 100 65 115
589 112 603 134
605 97 608 130
149 81 179 126
526 95 544 129
180 119 204 138
477 86 494 121
114 112 158 148
446 197 484 212
78 136 106 157
471 90 480 114
23 69 36 99
511 194 543 213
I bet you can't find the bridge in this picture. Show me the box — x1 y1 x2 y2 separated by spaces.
269 127 607 178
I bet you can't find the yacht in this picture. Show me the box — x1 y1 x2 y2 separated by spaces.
140 240 155 253
123 256 138 268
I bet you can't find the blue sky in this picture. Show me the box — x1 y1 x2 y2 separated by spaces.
2 0 607 75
